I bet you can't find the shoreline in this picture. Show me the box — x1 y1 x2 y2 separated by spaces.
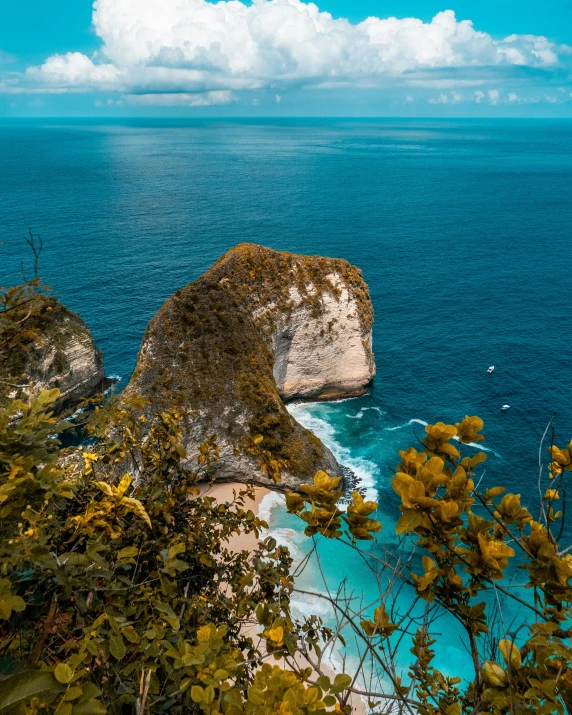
198 480 366 714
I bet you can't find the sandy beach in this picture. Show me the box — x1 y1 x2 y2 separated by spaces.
197 481 270 552
197 481 366 712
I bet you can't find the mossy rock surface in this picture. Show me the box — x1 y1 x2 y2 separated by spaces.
123 243 375 488
1 295 107 414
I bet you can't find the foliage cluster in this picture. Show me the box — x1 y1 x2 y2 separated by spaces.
0 389 362 714
287 416 572 714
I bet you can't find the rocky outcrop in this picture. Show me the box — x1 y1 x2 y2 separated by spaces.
1 295 108 414
123 244 375 489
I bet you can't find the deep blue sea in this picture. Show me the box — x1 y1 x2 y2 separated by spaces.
2 118 572 683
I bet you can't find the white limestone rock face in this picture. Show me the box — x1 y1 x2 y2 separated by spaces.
272 275 375 401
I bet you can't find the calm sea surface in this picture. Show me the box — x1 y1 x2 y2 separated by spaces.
2 118 571 679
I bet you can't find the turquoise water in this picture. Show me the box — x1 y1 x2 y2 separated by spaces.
2 118 572 683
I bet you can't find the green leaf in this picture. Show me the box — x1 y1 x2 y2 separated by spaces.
122 626 140 644
0 595 26 621
203 685 215 705
109 634 126 660
224 689 243 708
163 616 180 631
168 542 186 560
54 663 74 684
331 673 352 693
190 686 204 703
0 670 65 711
117 546 139 560
55 702 72 715
247 687 265 705
72 699 107 715
63 686 84 702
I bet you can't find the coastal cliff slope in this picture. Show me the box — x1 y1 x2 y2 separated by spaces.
1 295 107 414
123 244 375 488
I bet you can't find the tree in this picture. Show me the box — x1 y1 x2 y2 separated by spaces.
0 231 49 383
286 417 572 714
0 263 570 714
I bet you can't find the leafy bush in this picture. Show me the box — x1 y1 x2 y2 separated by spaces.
287 417 572 714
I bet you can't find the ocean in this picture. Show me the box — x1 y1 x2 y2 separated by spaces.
2 117 572 683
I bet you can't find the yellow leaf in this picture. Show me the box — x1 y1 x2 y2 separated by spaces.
455 416 485 444
396 510 422 535
313 471 341 492
482 661 507 687
95 482 114 497
121 497 152 529
116 473 131 497
197 625 211 643
267 626 284 646
499 639 522 669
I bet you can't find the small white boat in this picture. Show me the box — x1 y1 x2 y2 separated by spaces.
501 404 510 411
487 365 495 373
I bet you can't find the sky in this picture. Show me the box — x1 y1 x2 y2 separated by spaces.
1 0 571 117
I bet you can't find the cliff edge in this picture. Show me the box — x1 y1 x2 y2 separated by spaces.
123 244 375 488
1 295 108 414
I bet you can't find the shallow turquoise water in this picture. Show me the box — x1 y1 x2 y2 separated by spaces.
1 118 571 683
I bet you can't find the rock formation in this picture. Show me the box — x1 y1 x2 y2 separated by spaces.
123 244 375 488
1 295 108 414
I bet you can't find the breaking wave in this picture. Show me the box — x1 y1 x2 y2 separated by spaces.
385 417 502 458
287 403 379 501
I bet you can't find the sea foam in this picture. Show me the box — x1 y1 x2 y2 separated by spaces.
287 403 379 501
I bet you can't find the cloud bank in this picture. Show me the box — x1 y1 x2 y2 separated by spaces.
12 0 571 104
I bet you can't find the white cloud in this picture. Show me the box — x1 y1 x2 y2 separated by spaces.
28 52 119 87
427 90 464 104
405 95 414 103
424 87 557 106
127 90 236 106
95 98 123 106
275 94 282 103
407 79 487 89
18 1 563 100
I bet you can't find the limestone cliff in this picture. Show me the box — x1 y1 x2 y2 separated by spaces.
123 244 375 488
1 295 108 414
